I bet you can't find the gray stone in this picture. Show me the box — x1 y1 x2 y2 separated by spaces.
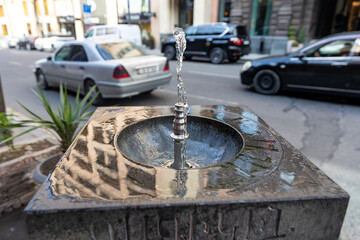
25 106 349 240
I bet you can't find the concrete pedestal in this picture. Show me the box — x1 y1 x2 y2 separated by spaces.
25 106 349 239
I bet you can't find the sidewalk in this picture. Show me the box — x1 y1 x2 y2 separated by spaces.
0 109 58 240
240 53 269 61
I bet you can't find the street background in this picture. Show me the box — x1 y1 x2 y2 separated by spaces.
0 47 359 239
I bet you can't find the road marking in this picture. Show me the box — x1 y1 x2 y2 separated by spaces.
185 70 239 80
157 89 239 105
9 61 22 66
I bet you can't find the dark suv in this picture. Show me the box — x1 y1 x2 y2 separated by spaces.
161 23 251 64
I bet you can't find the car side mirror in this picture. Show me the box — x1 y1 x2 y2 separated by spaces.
47 56 52 61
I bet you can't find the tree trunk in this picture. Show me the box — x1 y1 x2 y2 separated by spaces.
0 75 5 113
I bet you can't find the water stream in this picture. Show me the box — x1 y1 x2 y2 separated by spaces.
173 28 188 111
172 28 189 169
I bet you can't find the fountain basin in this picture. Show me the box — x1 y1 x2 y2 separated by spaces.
25 105 349 240
117 116 244 168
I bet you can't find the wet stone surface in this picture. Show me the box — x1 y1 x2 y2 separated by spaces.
25 105 349 239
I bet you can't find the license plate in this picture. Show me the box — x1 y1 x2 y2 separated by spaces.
137 66 157 75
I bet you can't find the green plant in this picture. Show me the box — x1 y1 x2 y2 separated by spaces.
297 27 306 43
289 26 296 40
0 112 15 149
1 84 98 152
292 41 300 47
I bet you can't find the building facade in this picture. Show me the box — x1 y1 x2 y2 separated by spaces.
0 0 59 38
151 0 220 48
229 0 360 41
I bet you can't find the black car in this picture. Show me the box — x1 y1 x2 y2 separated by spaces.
16 36 36 50
162 23 251 64
241 32 360 97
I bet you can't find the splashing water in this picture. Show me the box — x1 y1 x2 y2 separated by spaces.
173 28 188 112
173 27 189 168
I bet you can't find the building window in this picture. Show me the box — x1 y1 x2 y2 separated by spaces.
0 5 5 17
250 0 273 36
44 0 49 16
27 23 32 35
179 0 193 28
218 0 231 23
2 25 8 36
36 0 40 15
47 23 51 32
23 1 28 16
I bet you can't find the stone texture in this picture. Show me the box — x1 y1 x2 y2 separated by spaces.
0 147 60 215
25 106 349 240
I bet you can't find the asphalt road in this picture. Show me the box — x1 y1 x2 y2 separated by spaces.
0 48 359 239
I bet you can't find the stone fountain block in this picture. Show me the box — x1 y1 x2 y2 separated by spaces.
25 105 349 240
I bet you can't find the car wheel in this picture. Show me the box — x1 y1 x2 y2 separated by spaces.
210 48 224 64
253 69 281 95
36 70 49 90
228 55 239 63
164 45 176 60
85 80 103 106
26 43 31 51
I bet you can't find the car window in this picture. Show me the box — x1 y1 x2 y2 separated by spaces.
96 41 145 60
185 26 197 36
68 45 88 62
235 26 247 37
212 27 226 35
85 29 93 38
304 39 355 57
350 38 360 56
196 27 212 35
55 46 71 61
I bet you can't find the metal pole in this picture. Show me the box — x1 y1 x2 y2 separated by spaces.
127 0 131 24
0 75 5 113
170 103 189 169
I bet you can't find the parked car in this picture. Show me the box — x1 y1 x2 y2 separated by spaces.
161 22 251 64
35 36 75 52
241 32 360 97
84 24 142 47
34 39 171 105
16 36 37 50
0 35 18 48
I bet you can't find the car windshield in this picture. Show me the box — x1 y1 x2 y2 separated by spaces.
96 42 145 60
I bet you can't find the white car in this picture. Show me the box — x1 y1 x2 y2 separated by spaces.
34 39 171 105
0 35 18 48
84 24 142 47
35 36 75 52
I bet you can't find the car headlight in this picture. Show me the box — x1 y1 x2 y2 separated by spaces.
241 61 252 72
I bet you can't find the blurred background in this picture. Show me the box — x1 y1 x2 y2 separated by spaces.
1 1 360 239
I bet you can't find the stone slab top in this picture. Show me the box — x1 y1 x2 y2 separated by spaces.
25 105 349 213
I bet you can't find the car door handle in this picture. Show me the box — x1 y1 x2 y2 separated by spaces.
79 66 85 70
331 62 347 66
